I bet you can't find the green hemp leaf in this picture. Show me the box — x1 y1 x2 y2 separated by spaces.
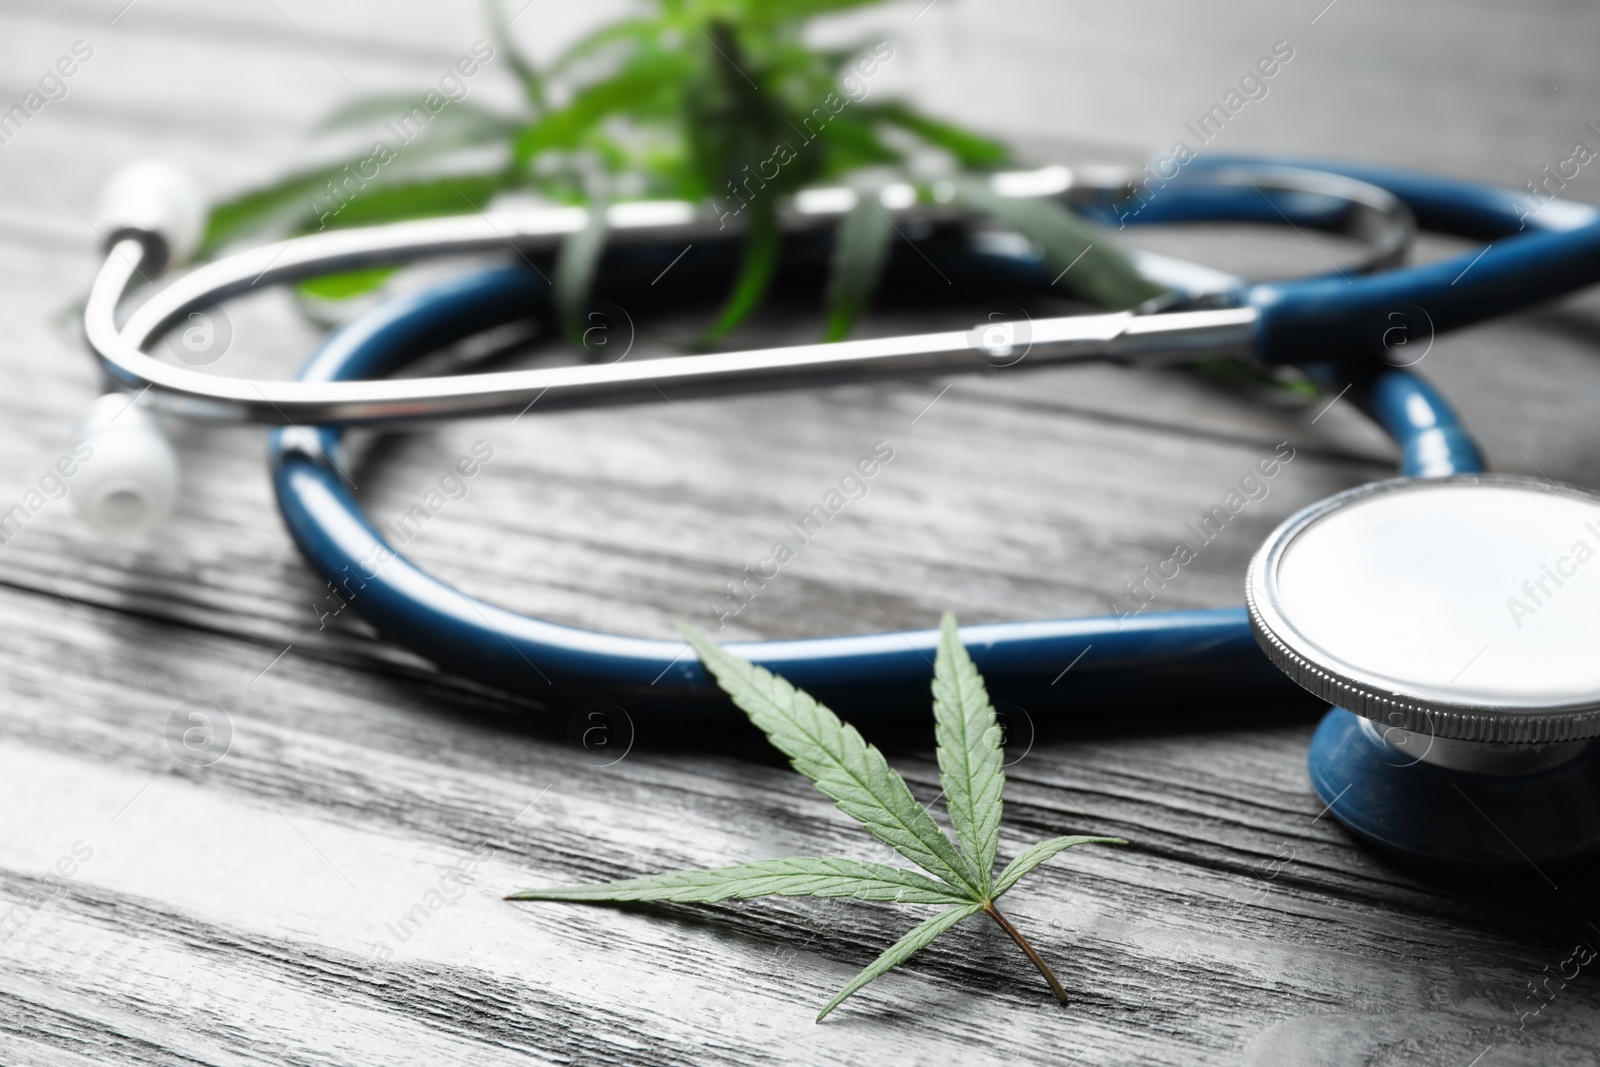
203 1 1166 339
508 613 1126 1021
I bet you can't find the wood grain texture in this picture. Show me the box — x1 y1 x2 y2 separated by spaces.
3 2 1600 1064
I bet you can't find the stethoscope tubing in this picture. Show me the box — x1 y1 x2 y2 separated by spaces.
267 256 1485 718
88 153 1563 717
272 363 1472 713
1217 158 1600 364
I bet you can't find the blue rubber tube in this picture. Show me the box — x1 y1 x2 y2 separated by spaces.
271 270 1291 715
1297 362 1485 478
270 271 1479 718
1184 157 1600 365
268 159 1527 718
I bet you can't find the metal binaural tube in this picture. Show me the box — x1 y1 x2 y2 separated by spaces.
90 236 1259 427
83 159 1429 429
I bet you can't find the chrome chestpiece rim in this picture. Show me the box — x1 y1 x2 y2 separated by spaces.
1247 474 1600 745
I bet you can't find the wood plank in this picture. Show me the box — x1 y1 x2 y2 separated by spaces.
2 584 1597 1066
3 0 1600 1062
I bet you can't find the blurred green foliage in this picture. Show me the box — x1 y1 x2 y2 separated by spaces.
203 0 1163 342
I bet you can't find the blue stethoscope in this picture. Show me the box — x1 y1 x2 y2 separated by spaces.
81 155 1600 867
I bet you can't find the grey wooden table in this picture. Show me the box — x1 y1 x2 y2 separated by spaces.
3 1 1600 1064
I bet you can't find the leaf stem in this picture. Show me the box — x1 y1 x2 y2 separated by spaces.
983 903 1068 1005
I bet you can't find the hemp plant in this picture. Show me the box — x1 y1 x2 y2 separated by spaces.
201 0 1161 342
508 615 1125 1020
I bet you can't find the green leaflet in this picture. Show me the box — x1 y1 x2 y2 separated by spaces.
554 195 611 346
743 0 889 24
202 108 515 255
489 0 546 110
313 173 510 230
544 18 662 81
201 164 352 256
508 857 968 905
701 197 780 342
811 114 905 171
678 624 982 897
822 190 894 341
993 836 1127 898
282 174 509 299
949 176 1167 310
867 101 1008 168
683 18 809 342
296 267 396 301
512 51 689 165
815 903 983 1021
314 96 516 138
932 612 1006 893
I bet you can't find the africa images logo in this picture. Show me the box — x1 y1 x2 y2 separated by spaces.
1111 443 1297 624
707 440 895 629
1503 518 1600 629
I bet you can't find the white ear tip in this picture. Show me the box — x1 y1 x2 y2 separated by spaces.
72 394 179 539
94 160 206 269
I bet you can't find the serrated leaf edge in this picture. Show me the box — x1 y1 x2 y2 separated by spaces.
508 856 971 906
992 835 1128 899
679 624 983 898
932 612 1005 894
815 902 984 1021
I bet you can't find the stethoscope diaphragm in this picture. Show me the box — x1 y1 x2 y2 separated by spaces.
1248 475 1600 863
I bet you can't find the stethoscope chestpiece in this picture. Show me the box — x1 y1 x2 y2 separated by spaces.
1246 474 1600 866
